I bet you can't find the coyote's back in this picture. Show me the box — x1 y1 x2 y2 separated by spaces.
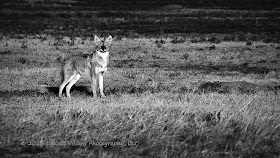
59 35 112 98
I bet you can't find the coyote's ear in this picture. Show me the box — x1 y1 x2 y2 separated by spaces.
94 35 102 45
104 35 113 47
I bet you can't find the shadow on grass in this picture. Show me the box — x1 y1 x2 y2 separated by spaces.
0 81 279 98
0 86 91 98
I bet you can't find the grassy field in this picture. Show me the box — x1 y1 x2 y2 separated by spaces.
1 3 280 158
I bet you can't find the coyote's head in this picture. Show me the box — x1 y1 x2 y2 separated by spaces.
94 35 113 54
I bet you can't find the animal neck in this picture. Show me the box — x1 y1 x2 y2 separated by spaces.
92 51 109 68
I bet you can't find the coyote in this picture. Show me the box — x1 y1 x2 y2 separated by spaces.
59 35 112 98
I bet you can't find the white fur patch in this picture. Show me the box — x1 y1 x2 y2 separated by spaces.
95 51 109 68
95 67 107 74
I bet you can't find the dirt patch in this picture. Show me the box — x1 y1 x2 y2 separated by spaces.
112 59 145 68
0 51 12 55
196 81 280 94
111 59 278 75
0 89 45 98
177 64 275 75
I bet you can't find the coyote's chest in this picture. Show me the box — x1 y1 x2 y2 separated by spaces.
91 52 109 74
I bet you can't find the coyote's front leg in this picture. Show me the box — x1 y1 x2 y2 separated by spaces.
91 75 97 98
98 72 105 97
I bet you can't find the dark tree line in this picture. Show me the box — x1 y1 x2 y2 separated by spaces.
3 0 280 10
78 0 280 10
